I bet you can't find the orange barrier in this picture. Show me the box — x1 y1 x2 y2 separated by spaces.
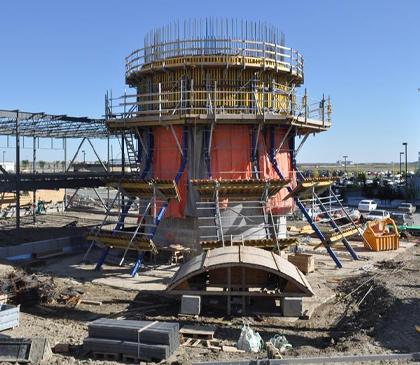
363 218 400 251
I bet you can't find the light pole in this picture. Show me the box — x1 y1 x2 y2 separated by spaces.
82 150 86 164
399 152 404 181
343 155 348 174
2 151 5 165
402 142 408 195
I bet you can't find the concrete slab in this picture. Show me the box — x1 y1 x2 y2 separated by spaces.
37 249 176 292
181 295 201 315
281 297 303 317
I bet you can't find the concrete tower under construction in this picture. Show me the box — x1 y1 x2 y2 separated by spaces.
90 19 341 275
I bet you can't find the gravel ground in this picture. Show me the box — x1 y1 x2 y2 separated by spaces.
0 240 419 364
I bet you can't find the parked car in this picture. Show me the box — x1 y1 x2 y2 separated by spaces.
397 202 416 214
365 209 390 221
390 212 414 226
358 199 378 212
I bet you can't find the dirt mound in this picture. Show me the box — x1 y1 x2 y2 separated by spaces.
374 260 404 270
2 270 57 305
335 275 396 334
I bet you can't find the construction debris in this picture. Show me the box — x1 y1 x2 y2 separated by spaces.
57 287 83 306
237 324 263 353
268 334 292 354
3 270 57 305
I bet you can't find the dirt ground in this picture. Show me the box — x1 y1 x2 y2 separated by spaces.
0 238 419 364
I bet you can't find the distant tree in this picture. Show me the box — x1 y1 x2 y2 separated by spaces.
21 160 29 170
39 160 46 172
357 172 366 184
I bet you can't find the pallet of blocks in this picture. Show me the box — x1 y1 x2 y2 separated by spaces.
83 318 179 362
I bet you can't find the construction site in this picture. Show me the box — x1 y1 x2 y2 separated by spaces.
0 15 419 365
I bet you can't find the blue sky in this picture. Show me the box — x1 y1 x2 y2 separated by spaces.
0 0 419 164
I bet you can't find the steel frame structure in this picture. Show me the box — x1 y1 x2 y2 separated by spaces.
0 109 107 138
0 109 133 234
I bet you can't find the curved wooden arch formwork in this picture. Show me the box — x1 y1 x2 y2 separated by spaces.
167 246 314 298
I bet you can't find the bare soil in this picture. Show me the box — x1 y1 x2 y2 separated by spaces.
1 242 419 364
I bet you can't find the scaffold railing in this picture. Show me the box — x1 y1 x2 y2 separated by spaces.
126 38 304 79
106 88 331 126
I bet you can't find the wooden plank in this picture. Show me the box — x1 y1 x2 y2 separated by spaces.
180 325 215 339
192 339 201 347
222 345 245 353
79 299 102 306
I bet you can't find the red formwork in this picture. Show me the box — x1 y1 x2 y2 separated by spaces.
152 126 187 217
210 125 253 180
259 127 295 215
151 125 295 218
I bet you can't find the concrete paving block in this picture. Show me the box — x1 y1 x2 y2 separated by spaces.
0 304 19 332
180 295 201 315
281 297 303 317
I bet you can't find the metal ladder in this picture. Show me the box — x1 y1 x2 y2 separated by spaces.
124 129 142 174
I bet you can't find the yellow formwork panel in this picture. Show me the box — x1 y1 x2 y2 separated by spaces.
313 225 361 250
132 65 292 116
86 231 158 254
200 237 298 251
191 178 289 200
106 178 180 200
283 177 334 200
327 226 360 243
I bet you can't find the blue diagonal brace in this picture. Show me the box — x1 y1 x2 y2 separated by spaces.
268 125 343 268
130 125 188 276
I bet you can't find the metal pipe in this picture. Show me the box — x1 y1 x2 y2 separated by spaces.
15 110 20 233
32 136 36 223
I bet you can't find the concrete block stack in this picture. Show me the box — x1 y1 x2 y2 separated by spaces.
84 318 179 362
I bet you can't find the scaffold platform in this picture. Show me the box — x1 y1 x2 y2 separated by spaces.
191 179 289 200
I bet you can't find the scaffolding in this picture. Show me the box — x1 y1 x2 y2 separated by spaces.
192 179 298 253
84 178 181 276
